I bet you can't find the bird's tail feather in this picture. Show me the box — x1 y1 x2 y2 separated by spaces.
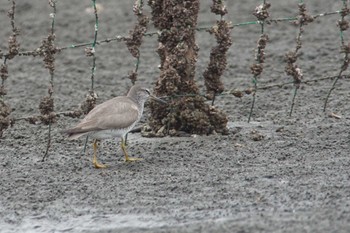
61 129 88 140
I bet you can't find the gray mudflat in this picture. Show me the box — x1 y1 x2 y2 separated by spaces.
1 1 349 232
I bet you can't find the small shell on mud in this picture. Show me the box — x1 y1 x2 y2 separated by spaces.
328 112 342 119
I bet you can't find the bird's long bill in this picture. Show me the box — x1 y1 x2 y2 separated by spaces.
150 94 167 104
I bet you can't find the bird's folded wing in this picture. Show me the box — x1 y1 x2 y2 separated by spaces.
67 98 140 134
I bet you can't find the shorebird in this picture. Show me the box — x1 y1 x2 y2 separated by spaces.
63 85 166 168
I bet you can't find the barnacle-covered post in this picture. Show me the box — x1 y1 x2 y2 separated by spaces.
147 0 228 136
285 2 313 116
81 0 100 116
41 0 60 161
248 1 270 122
0 63 12 139
0 0 19 138
203 0 232 103
126 0 150 84
324 1 350 111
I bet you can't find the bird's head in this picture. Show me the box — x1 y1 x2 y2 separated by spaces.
128 85 166 105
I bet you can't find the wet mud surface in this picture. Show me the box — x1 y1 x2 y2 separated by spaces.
1 1 350 232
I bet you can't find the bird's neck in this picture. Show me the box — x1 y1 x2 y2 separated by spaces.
129 96 146 115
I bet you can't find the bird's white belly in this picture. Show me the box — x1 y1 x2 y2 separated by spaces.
88 124 136 140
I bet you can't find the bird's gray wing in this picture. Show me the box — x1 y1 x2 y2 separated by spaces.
65 97 139 135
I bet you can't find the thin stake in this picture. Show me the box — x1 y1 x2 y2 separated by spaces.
323 0 349 112
90 0 98 90
288 2 312 117
290 21 303 116
82 136 89 155
42 123 52 162
42 0 57 161
83 0 99 153
248 78 257 122
248 22 266 122
289 86 299 117
91 56 96 90
324 70 344 111
135 56 140 73
211 93 216 106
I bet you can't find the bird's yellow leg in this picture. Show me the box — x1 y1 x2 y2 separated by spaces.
92 139 107 168
121 137 142 162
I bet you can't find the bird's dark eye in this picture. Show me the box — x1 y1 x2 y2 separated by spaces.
145 89 150 95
